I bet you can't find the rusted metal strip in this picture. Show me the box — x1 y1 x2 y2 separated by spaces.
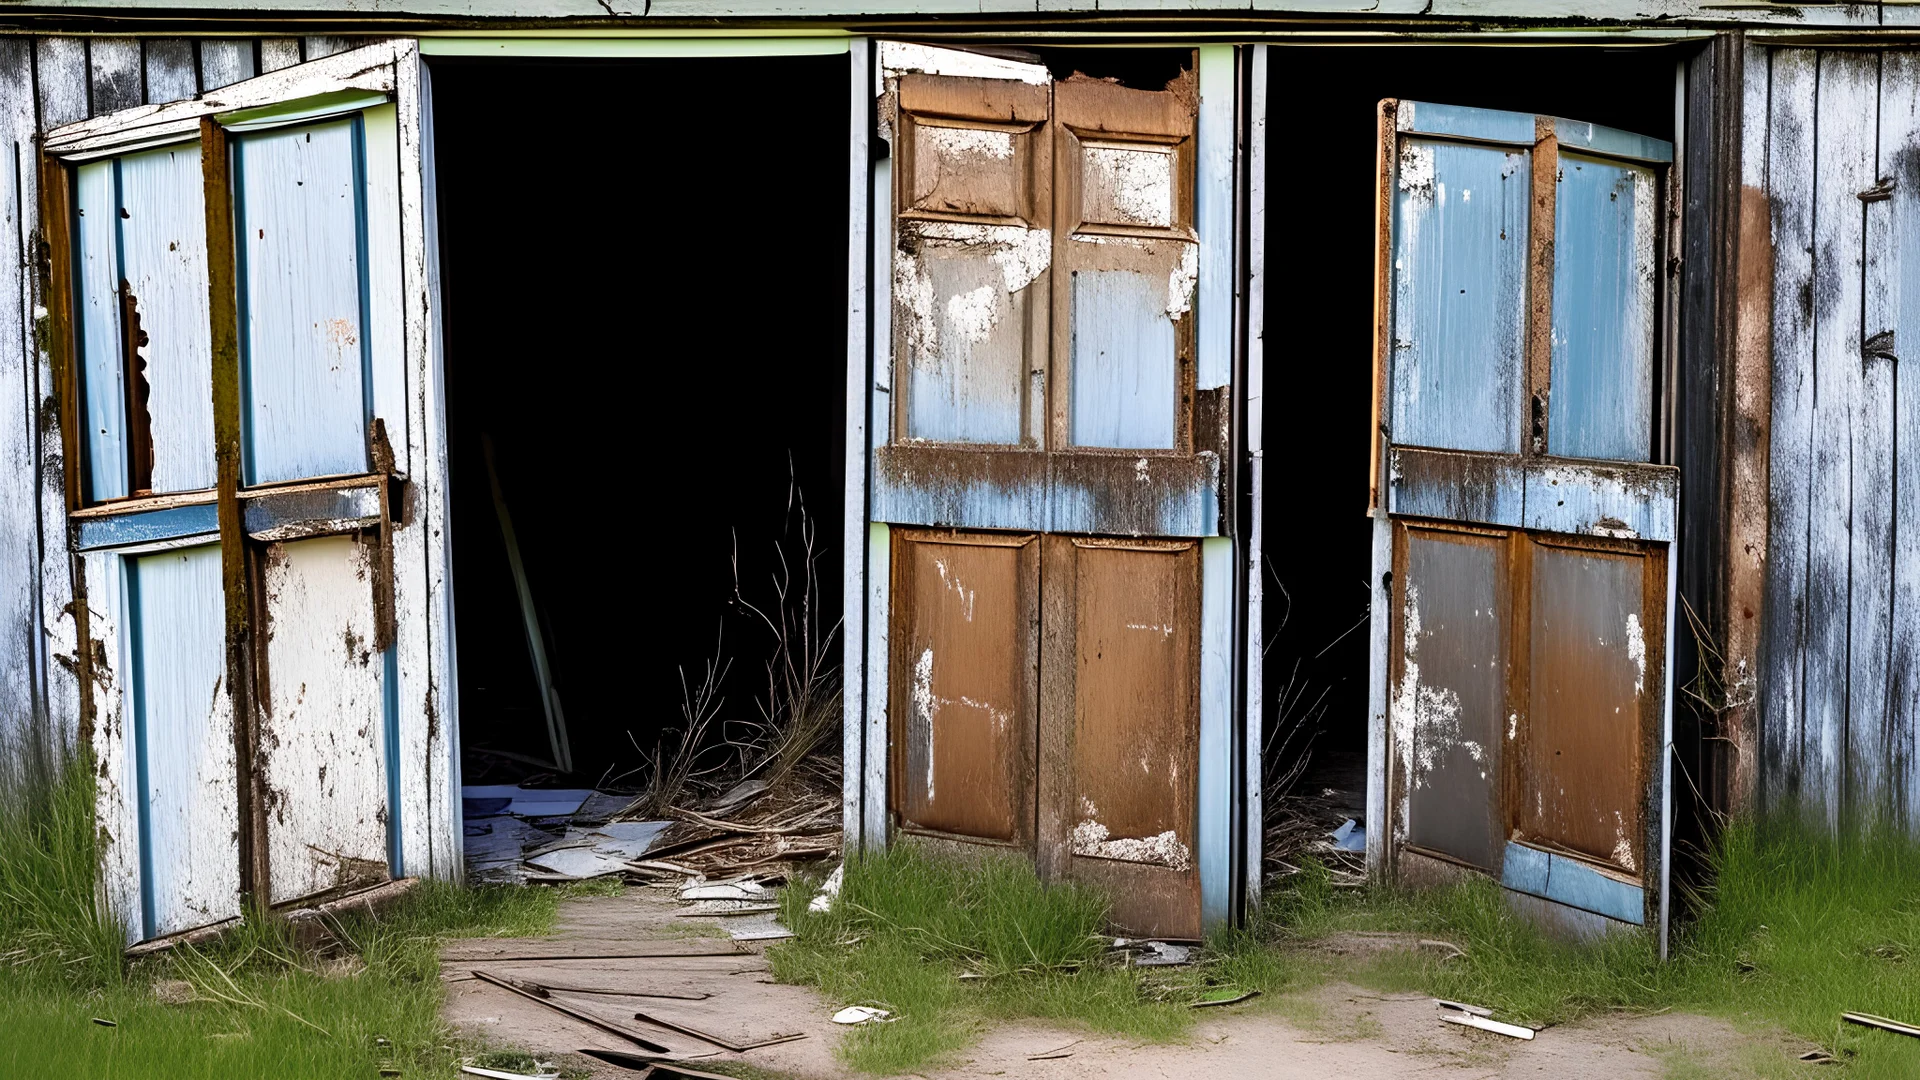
368 418 398 650
37 150 98 749
1368 98 1396 513
470 970 672 1053
1527 114 1558 458
201 115 268 908
630 1010 807 1053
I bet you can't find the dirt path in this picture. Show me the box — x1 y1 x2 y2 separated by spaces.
440 888 1778 1079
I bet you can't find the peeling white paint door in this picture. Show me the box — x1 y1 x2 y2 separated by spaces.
48 40 456 929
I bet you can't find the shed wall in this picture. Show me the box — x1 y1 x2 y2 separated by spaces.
1760 46 1920 831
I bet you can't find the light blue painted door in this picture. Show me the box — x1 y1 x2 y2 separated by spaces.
129 544 240 940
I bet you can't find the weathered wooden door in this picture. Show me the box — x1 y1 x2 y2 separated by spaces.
47 42 450 940
1371 101 1677 938
872 44 1223 938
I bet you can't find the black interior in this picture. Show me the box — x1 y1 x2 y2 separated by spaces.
431 56 848 786
1261 45 1684 811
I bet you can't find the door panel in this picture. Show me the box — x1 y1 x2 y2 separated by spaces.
893 75 1050 447
1050 537 1201 939
260 535 390 903
1548 153 1658 462
1519 539 1658 874
236 116 371 485
1388 138 1530 455
129 544 239 939
888 529 1038 845
1054 77 1196 453
1395 526 1508 872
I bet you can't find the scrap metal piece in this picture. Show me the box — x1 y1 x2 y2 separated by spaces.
470 970 671 1053
631 1009 807 1052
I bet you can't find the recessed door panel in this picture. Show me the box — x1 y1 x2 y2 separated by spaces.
1548 153 1657 462
889 529 1038 844
129 544 240 940
1519 539 1654 874
1395 526 1508 872
1055 538 1200 940
260 535 391 903
1388 138 1530 455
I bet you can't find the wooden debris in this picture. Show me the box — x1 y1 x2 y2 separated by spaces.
470 970 671 1052
1191 990 1261 1009
1440 1012 1536 1040
1027 1038 1081 1060
1435 999 1493 1017
631 1008 808 1052
1843 1012 1920 1039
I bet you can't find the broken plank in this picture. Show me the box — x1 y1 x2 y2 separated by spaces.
631 1009 807 1053
470 970 671 1053
1440 1012 1535 1040
1843 1012 1920 1038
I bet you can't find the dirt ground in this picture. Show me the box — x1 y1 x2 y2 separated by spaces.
440 888 1786 1079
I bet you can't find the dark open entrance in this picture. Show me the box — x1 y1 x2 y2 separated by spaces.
431 56 848 789
1261 45 1682 865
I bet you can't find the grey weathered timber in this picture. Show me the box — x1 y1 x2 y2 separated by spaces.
1762 48 1817 811
90 37 144 113
198 40 257 91
0 37 40 773
258 39 302 73
1888 54 1920 831
35 38 88 129
143 39 198 105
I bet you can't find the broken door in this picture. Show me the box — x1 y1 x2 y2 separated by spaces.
871 43 1232 939
46 41 450 940
1371 100 1676 939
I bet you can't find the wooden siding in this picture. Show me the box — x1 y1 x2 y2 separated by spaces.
1762 47 1920 830
1 34 300 780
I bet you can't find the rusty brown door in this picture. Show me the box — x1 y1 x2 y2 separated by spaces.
1372 100 1678 935
876 48 1214 939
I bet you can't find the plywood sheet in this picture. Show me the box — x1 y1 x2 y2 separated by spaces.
888 530 1037 843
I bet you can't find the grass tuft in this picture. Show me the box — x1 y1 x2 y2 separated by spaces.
0 752 127 988
770 845 1301 1074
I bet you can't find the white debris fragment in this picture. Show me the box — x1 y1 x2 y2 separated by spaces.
1070 820 1193 872
832 1006 895 1025
809 864 845 914
681 881 769 901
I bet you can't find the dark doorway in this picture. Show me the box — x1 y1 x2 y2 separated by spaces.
1261 45 1683 825
431 56 848 786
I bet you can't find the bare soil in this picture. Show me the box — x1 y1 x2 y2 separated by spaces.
440 889 1781 1079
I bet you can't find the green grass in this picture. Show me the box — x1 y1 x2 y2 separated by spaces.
768 845 1301 1074
1267 822 1920 1078
0 752 592 1078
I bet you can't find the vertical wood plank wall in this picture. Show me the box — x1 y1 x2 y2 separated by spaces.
1762 46 1920 831
0 35 353 776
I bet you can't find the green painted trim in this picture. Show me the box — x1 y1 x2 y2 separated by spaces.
218 90 392 133
419 36 850 58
